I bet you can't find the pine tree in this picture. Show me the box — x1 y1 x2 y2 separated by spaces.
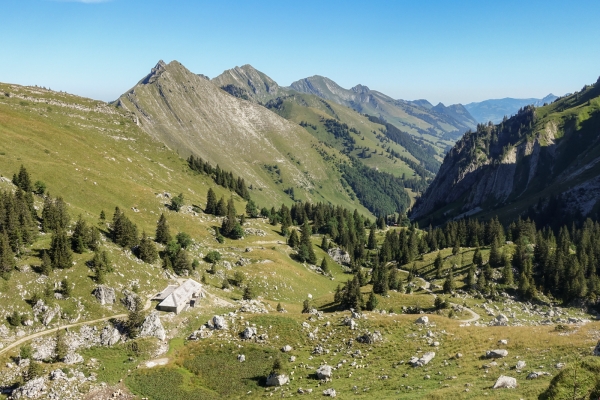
245 199 258 218
300 220 317 264
126 296 145 338
155 213 171 244
221 197 237 237
472 245 483 267
434 251 444 279
320 257 330 274
61 277 72 298
366 291 378 311
173 248 191 275
443 266 455 293
40 250 52 276
367 226 376 250
71 215 89 253
452 240 460 255
0 231 15 278
320 235 328 250
49 229 73 269
216 196 227 217
467 265 476 288
288 229 299 248
501 251 514 285
205 188 217 215
54 329 68 362
388 267 399 291
138 232 158 263
489 237 502 268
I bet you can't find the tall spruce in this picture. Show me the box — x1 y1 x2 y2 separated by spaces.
205 188 217 215
155 213 171 244
49 229 73 269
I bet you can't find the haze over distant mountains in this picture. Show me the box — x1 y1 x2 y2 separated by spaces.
465 94 558 124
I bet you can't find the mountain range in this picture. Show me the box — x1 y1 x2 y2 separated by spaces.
412 79 600 228
465 94 559 124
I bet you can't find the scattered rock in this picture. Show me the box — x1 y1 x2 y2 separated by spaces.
266 374 289 386
92 285 116 305
241 326 257 340
237 354 245 363
516 360 526 370
409 352 435 367
415 316 429 325
50 369 67 381
356 331 382 344
491 314 509 326
289 356 296 362
498 339 508 345
282 345 293 353
139 311 166 340
527 371 551 380
322 388 337 397
486 349 509 358
208 315 227 330
63 352 84 365
493 375 517 389
316 365 332 380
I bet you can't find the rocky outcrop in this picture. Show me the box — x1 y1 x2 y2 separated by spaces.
139 311 166 340
356 331 383 344
486 349 509 358
100 326 121 346
12 377 46 399
207 315 227 330
327 248 351 265
241 327 256 340
92 285 116 305
120 289 139 311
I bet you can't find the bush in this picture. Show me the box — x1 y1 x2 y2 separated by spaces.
233 270 245 287
243 284 257 300
204 251 221 264
20 344 33 360
7 310 22 327
176 232 193 248
170 193 184 211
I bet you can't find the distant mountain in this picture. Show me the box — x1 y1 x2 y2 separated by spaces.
465 94 558 124
115 60 366 211
212 64 290 103
411 79 600 228
289 76 478 145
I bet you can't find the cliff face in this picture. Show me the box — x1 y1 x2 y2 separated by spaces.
411 78 600 224
115 60 364 210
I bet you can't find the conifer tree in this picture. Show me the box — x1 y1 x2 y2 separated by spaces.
50 229 73 269
388 267 399 291
126 296 145 338
40 250 52 276
221 197 237 237
138 232 158 263
443 266 455 293
288 229 299 248
299 219 317 264
216 196 227 217
434 251 444 279
205 188 217 215
452 240 460 255
489 237 502 268
54 329 68 362
155 213 171 244
501 251 514 285
0 232 15 278
173 248 191 275
245 199 258 218
467 265 476 288
472 245 483 267
367 226 376 250
320 257 330 274
320 235 328 250
71 215 89 253
366 291 378 311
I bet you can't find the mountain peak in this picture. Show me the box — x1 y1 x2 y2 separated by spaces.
351 84 370 94
139 59 170 85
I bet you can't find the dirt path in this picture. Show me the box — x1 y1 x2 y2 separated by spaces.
461 306 481 323
0 294 154 357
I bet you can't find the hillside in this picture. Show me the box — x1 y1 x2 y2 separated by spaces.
411 78 600 227
465 93 558 124
289 75 478 146
115 61 367 212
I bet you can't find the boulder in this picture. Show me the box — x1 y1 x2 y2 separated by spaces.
50 369 67 381
316 365 332 380
516 360 526 370
100 326 121 346
281 345 293 353
322 388 337 397
409 352 435 367
139 311 166 340
92 285 116 305
120 289 139 311
237 354 245 362
12 377 46 399
486 349 509 358
492 314 509 326
493 375 517 389
289 356 296 362
241 327 257 340
356 331 383 344
498 339 508 345
266 374 289 386
208 315 227 330
327 248 351 265
415 316 429 325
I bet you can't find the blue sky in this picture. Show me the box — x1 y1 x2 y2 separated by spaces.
2 0 599 104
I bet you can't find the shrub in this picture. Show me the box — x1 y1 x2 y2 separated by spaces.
204 251 221 264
